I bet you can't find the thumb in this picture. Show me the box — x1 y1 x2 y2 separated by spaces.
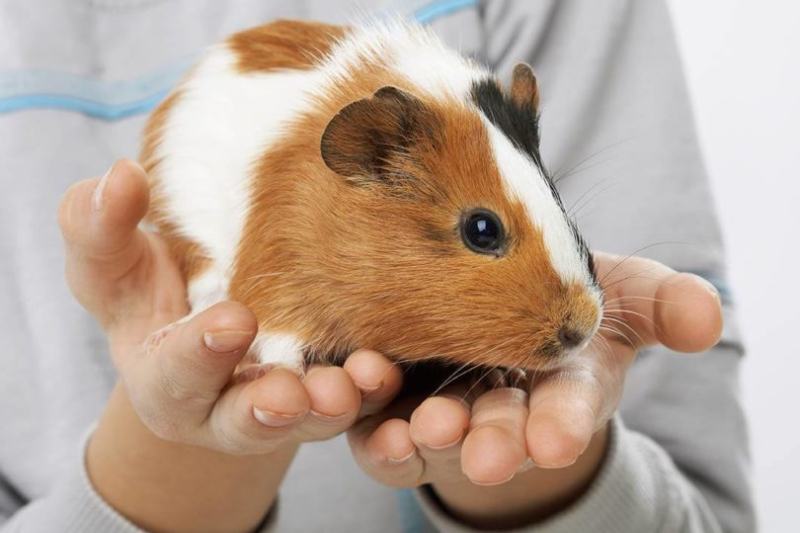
59 159 153 324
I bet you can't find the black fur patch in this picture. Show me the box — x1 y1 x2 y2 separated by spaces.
471 79 544 170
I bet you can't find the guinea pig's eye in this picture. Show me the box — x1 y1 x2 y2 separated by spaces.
460 209 506 256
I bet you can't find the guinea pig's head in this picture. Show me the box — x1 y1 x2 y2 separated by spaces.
318 63 602 371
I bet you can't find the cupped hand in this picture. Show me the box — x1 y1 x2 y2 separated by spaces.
347 251 722 525
59 159 403 455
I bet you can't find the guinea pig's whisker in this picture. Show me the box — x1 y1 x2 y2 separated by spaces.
600 316 638 335
603 295 672 304
431 339 519 396
433 355 483 395
598 242 689 286
598 325 635 348
551 139 631 186
461 364 498 400
567 181 615 219
602 315 646 345
591 335 614 360
570 183 618 221
602 307 657 326
600 272 666 293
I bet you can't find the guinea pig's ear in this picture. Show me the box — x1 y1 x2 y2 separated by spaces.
511 63 540 112
320 86 437 184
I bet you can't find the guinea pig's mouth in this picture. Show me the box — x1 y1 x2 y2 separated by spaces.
555 289 605 360
566 315 603 356
532 307 604 370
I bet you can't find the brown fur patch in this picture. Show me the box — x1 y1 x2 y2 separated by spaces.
229 20 348 73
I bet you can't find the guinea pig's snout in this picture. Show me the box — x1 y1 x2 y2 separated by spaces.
557 327 586 349
551 286 603 357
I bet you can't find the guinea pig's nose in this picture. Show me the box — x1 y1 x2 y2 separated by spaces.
557 327 585 349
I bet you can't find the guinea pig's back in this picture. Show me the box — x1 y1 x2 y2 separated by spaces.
141 20 348 279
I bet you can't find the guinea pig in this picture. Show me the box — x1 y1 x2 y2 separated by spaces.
140 19 603 372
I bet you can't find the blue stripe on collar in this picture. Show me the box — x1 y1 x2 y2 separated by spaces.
0 57 194 121
414 0 478 24
0 90 169 121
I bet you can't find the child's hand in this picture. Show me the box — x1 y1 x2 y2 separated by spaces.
59 159 402 453
347 252 722 528
58 159 403 531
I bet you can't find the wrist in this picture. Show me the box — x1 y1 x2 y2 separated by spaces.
87 383 297 533
431 422 610 530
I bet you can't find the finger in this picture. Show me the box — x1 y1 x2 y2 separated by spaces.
59 160 154 323
409 394 470 482
343 349 403 416
525 360 611 469
59 159 149 264
349 417 424 488
595 252 723 352
125 301 257 431
294 365 362 441
461 388 529 485
653 272 723 352
207 367 311 454
348 394 426 488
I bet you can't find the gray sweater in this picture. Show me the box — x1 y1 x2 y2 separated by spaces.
0 0 754 531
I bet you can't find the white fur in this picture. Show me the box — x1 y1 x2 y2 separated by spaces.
186 267 229 316
250 333 305 370
482 117 592 287
319 20 489 99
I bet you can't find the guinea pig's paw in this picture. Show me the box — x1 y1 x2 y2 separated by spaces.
248 332 306 375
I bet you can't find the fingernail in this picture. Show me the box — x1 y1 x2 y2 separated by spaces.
355 380 382 397
253 407 303 427
534 457 578 469
203 330 252 353
387 450 415 465
92 165 114 212
420 429 466 451
309 409 350 423
702 279 721 300
470 471 516 487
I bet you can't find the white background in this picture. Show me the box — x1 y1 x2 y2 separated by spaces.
667 2 800 531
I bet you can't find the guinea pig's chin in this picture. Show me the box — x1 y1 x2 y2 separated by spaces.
527 340 592 372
